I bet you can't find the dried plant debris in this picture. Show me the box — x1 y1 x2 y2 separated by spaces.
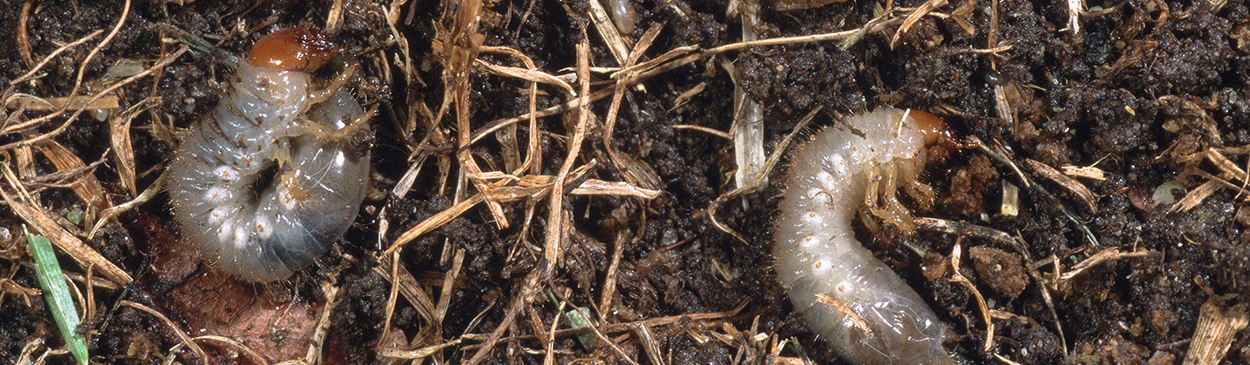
3 0 1250 364
1183 295 1248 365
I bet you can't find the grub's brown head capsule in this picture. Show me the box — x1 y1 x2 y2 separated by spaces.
246 27 338 71
908 110 962 150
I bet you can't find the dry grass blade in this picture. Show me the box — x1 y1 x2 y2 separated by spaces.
386 175 655 254
568 179 659 198
469 24 918 153
437 249 464 324
731 0 766 194
88 170 167 239
474 60 574 95
1067 0 1085 35
439 0 508 229
709 107 820 243
121 300 209 362
0 46 189 153
545 40 591 274
184 336 268 365
376 250 403 359
1055 246 1148 291
16 0 34 68
15 338 44 365
584 0 632 67
950 0 977 36
1173 147 1250 211
673 124 731 139
890 0 948 48
9 30 104 86
1026 159 1098 214
301 282 340 365
3 0 131 140
4 95 120 111
480 46 545 176
667 81 707 113
35 140 112 214
325 0 345 33
1 272 42 306
463 233 554 365
108 98 156 196
601 23 663 191
466 41 596 365
380 338 463 359
598 234 627 327
468 87 616 146
387 194 486 254
497 299 751 341
915 217 1030 254
374 252 443 358
949 238 994 351
0 162 131 285
630 323 665 365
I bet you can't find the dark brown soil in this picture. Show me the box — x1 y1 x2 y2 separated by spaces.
1 0 1249 364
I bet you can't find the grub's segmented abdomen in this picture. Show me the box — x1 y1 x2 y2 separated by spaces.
168 30 370 283
773 108 953 365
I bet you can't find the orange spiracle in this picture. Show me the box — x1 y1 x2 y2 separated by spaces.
246 27 338 71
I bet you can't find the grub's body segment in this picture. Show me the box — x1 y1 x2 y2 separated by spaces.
168 28 370 282
774 108 953 365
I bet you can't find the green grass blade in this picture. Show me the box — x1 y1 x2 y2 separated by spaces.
563 307 598 351
27 230 89 365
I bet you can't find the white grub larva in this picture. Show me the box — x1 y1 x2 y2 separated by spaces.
774 108 956 365
168 28 372 282
608 0 637 34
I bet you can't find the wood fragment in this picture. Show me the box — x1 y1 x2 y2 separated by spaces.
1062 164 1107 181
1182 295 1248 365
1172 180 1220 213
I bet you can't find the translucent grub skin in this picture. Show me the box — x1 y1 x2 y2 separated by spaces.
168 28 372 282
608 0 637 34
773 108 955 365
